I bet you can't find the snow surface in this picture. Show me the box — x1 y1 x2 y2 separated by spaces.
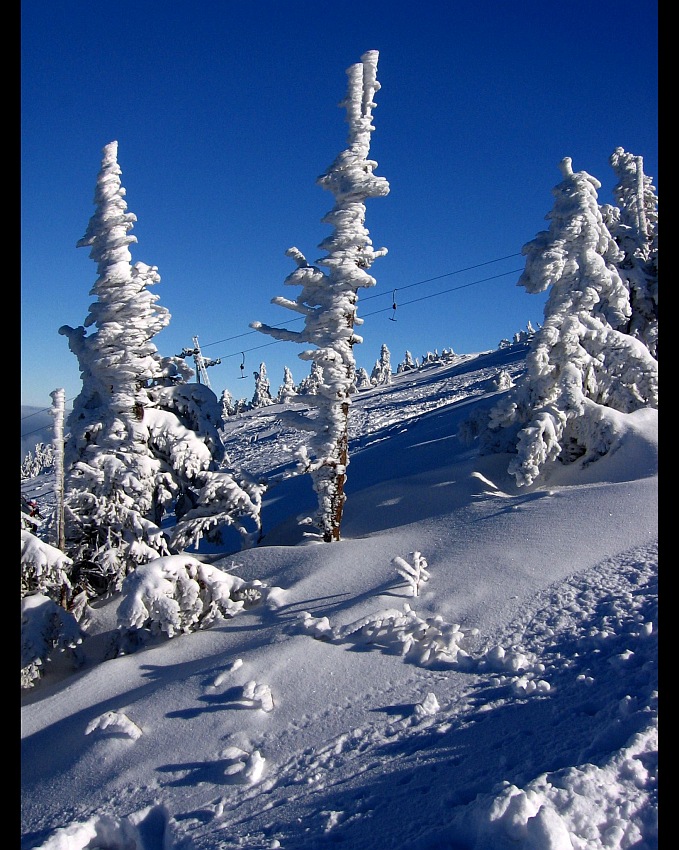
21 343 658 850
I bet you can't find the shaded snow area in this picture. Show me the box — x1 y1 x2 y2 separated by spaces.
21 344 658 850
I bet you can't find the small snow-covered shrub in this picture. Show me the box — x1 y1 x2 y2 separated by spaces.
221 747 266 785
21 593 84 688
85 710 142 740
392 551 430 597
293 603 476 668
116 554 272 640
292 612 333 640
242 680 275 712
414 692 440 718
338 603 472 666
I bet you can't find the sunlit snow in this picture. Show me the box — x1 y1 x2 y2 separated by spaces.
21 343 657 850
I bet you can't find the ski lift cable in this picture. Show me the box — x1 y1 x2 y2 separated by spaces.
199 251 523 349
21 256 524 420
361 268 524 318
211 267 524 363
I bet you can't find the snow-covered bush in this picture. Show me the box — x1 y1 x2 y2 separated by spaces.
492 369 515 391
221 747 266 785
21 593 84 688
85 711 143 740
294 603 475 668
241 681 275 712
421 350 440 366
414 692 440 718
116 554 273 640
337 604 472 666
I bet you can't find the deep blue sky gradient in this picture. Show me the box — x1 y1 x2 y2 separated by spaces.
21 0 658 410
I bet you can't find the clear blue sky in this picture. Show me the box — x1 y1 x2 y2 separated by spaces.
21 0 658 411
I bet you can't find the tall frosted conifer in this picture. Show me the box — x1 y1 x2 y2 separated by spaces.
607 148 658 357
482 157 658 487
277 366 297 403
60 142 262 589
370 343 392 386
251 51 389 541
251 362 274 408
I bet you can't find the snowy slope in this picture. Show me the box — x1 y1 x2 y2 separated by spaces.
20 344 658 850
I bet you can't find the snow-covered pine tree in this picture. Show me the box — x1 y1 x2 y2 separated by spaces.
370 343 392 386
59 141 263 590
21 592 84 689
421 350 440 366
480 156 658 486
251 362 274 408
296 361 324 396
355 367 371 390
513 321 537 345
396 351 418 373
277 366 297 403
50 388 66 551
251 51 389 541
219 388 235 421
232 397 250 415
21 530 74 601
20 442 55 480
607 148 658 358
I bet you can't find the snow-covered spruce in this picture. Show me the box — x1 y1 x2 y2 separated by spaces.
276 365 297 403
58 142 263 589
251 362 274 408
370 343 393 386
20 441 55 480
607 147 658 358
250 50 389 542
479 154 658 486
